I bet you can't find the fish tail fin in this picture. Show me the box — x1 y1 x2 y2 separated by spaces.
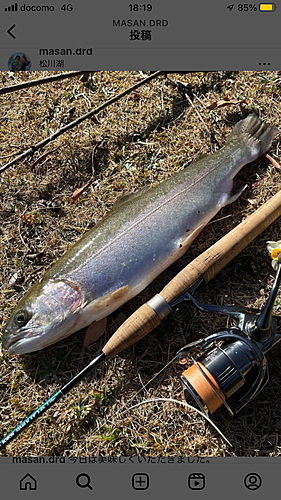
229 114 278 158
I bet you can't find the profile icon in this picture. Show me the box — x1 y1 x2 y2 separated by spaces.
244 473 262 490
8 52 31 71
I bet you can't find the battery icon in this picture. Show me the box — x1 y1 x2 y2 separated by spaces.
259 3 277 10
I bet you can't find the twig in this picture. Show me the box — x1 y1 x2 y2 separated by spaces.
91 139 103 177
266 153 281 170
71 139 105 204
0 71 164 175
0 152 20 159
208 214 232 224
166 76 211 134
167 76 209 122
160 80 165 112
29 146 62 170
184 91 210 135
0 71 91 96
17 211 30 250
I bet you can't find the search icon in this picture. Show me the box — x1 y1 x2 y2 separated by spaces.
76 473 93 490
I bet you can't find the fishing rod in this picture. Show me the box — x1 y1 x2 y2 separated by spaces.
1 189 281 450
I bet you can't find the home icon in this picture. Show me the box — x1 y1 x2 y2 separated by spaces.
19 473 37 490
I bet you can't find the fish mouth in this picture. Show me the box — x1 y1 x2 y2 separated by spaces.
3 315 80 355
3 325 44 355
4 333 44 355
6 338 35 355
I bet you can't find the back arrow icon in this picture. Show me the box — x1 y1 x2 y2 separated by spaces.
7 24 16 39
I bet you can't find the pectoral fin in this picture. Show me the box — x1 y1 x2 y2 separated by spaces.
83 285 131 317
110 285 130 301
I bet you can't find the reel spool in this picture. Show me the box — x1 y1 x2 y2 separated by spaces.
176 254 281 416
180 332 267 415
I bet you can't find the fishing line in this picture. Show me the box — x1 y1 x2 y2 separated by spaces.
127 398 233 447
92 353 233 447
95 341 233 447
116 354 179 411
108 332 233 445
115 327 209 413
93 353 179 435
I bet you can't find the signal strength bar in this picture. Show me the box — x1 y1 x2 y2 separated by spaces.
4 3 18 11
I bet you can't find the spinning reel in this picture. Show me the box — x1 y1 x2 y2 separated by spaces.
176 254 281 416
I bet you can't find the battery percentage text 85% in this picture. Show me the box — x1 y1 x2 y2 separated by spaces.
227 4 258 10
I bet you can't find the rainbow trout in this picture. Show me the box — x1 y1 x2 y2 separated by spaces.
3 114 277 354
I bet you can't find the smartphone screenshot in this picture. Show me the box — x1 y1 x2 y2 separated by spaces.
0 0 281 497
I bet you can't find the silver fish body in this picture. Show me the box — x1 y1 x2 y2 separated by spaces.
3 114 277 354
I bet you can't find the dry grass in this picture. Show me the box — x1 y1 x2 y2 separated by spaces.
1 70 281 456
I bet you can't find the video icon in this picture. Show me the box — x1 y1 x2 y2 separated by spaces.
188 473 205 490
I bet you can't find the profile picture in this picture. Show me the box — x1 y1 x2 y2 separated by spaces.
8 52 31 71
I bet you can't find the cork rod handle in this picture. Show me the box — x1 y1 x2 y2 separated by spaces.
103 190 281 358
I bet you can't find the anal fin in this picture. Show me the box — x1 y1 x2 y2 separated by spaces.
222 179 247 206
180 223 205 251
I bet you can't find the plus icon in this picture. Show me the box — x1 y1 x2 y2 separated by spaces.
132 473 149 490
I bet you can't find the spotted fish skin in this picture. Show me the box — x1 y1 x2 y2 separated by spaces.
3 114 278 354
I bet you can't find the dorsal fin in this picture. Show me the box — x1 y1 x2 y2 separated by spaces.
110 185 151 211
113 192 137 208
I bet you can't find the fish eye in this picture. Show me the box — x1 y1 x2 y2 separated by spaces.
14 310 30 326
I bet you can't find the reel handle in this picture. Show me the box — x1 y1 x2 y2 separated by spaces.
252 254 281 341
